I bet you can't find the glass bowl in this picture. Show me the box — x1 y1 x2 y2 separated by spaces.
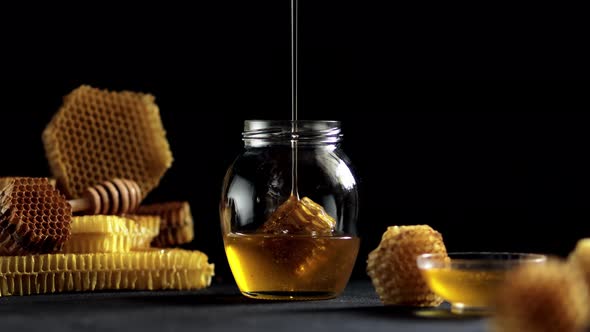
417 252 547 314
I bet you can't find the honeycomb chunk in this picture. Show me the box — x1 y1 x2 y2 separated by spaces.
493 259 589 332
0 177 71 255
42 85 173 200
366 225 448 306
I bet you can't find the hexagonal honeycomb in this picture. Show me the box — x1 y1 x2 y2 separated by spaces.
367 225 448 306
136 201 194 247
42 85 173 200
0 177 72 255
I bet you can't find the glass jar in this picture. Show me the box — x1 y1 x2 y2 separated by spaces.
220 120 359 300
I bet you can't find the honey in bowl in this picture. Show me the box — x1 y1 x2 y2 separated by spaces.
417 252 547 314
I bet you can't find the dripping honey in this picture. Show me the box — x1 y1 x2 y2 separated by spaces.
224 233 359 300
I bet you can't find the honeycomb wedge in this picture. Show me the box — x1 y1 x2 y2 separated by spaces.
367 225 448 306
0 177 71 255
42 85 173 200
136 201 194 247
61 215 133 253
0 249 214 297
258 195 337 277
259 195 336 235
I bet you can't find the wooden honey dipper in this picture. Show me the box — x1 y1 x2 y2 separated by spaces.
68 179 143 215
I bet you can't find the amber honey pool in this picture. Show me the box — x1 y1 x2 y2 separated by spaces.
224 233 360 300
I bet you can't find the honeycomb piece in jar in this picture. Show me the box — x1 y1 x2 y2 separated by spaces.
257 195 337 277
259 195 336 235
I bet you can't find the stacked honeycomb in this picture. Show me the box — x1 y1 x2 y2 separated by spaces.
62 215 134 253
0 85 213 297
136 201 194 247
42 85 173 200
0 177 71 255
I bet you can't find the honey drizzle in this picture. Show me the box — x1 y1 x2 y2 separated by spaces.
290 0 300 199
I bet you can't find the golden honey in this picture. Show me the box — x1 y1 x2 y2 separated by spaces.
421 268 506 309
224 233 360 300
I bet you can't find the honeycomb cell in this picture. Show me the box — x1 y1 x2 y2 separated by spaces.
42 85 173 200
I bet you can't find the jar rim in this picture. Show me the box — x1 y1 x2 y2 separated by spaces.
243 120 342 145
244 120 340 131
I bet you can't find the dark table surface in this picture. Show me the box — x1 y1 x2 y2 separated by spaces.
1 281 488 332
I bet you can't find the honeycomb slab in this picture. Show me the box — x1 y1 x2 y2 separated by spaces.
0 249 214 297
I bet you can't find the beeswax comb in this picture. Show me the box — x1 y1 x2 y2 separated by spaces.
0 249 214 297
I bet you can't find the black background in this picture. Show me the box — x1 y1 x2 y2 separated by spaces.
0 1 589 282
